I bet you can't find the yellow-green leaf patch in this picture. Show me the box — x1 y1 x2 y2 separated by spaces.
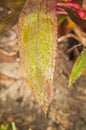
18 0 57 113
69 48 86 86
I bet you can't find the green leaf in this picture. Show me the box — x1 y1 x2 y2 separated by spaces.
18 0 57 113
0 123 9 130
69 48 86 86
58 15 67 25
11 122 16 130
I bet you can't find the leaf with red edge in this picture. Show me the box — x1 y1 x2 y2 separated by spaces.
69 1 86 20
57 0 86 29
65 8 86 29
18 0 57 114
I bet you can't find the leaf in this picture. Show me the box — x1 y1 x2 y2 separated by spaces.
72 0 82 5
11 122 16 130
69 48 86 86
57 1 86 29
65 8 86 29
18 0 57 113
58 14 67 25
0 123 9 130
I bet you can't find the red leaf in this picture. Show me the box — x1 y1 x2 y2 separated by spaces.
57 0 86 29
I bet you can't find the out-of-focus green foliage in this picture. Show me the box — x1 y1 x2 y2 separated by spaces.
0 122 16 130
58 14 67 25
69 49 86 86
0 123 9 130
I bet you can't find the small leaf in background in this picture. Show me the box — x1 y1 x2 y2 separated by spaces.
0 123 9 130
57 0 86 29
69 48 86 86
11 122 16 130
65 8 86 29
18 0 57 114
58 14 67 25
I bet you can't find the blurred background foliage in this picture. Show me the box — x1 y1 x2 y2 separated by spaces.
0 0 26 40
